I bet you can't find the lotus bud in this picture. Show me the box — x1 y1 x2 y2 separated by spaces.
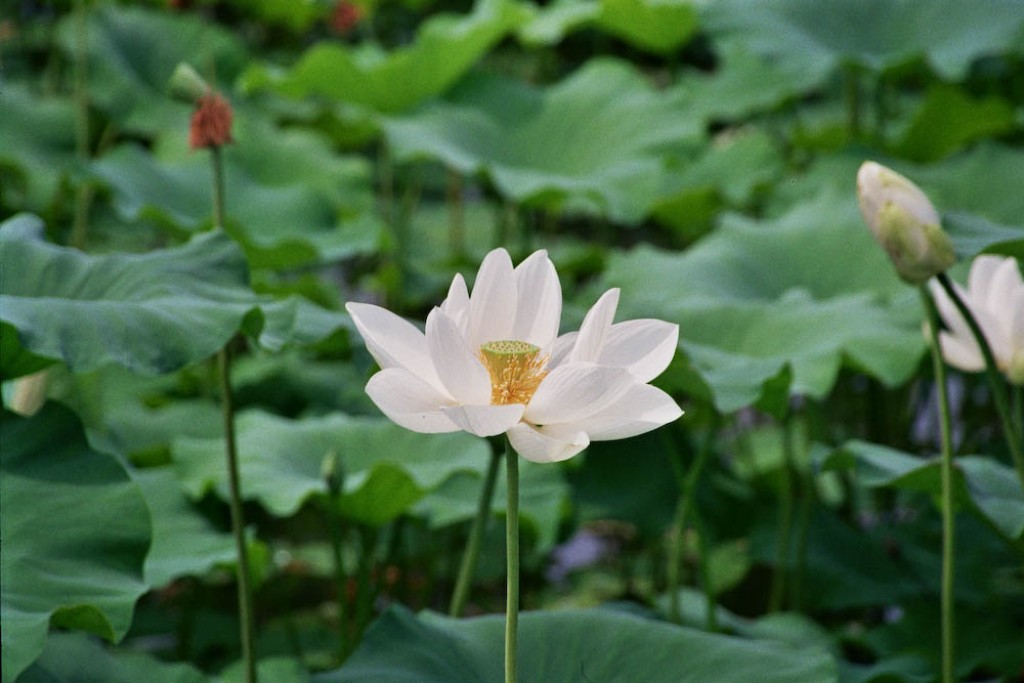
169 62 210 104
856 161 955 284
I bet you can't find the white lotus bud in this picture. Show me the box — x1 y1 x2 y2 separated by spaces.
857 161 955 284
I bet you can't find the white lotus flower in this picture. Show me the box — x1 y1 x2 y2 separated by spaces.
345 249 682 463
929 254 1024 385
856 161 955 284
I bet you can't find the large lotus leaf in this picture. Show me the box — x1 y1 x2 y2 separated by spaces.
652 129 784 235
322 605 837 682
702 0 1024 79
21 632 209 683
1 404 151 682
822 441 1024 540
0 84 79 213
519 0 699 55
241 0 526 114
383 60 703 223
603 192 924 412
55 5 247 137
0 222 348 376
92 114 381 269
21 632 307 683
893 85 1016 163
134 468 238 588
673 42 830 122
172 410 491 526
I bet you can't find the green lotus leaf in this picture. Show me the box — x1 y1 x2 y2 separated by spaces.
134 468 239 588
702 0 1024 79
603 191 925 412
671 43 830 122
172 410 492 526
0 85 79 214
241 0 526 114
893 85 1016 162
652 129 785 236
321 605 837 682
383 59 703 223
55 5 247 137
822 441 1024 539
21 632 305 683
1 404 151 682
519 0 699 55
0 222 348 375
92 111 381 269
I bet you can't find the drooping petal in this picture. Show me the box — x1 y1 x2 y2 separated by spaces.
426 308 492 405
365 367 459 433
440 273 471 334
507 422 589 463
570 289 619 363
525 363 634 425
346 302 442 390
442 403 525 437
937 330 984 372
598 319 679 383
511 250 562 350
573 383 683 441
467 249 517 349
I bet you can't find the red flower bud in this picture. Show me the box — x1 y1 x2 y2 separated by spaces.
189 93 233 149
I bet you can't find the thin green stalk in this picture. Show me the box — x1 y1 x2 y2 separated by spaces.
209 142 257 683
768 418 796 613
668 425 716 624
324 454 349 661
449 448 502 616
843 64 861 140
936 273 1024 493
354 527 379 641
922 286 956 683
504 438 520 683
691 506 717 632
70 0 92 250
211 146 226 230
218 346 258 683
790 468 813 613
447 168 466 259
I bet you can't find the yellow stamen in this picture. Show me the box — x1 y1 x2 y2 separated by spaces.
479 340 548 406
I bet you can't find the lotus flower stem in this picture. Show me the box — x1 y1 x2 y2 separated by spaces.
667 424 716 625
449 447 502 617
505 437 520 683
323 454 350 660
70 0 93 250
218 345 259 683
768 417 796 613
691 506 717 632
446 168 466 259
936 272 1024 493
207 140 258 683
921 286 956 683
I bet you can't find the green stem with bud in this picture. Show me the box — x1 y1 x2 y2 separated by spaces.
208 143 258 683
922 286 956 683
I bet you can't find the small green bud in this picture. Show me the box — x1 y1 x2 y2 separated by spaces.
857 161 955 284
169 62 210 104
